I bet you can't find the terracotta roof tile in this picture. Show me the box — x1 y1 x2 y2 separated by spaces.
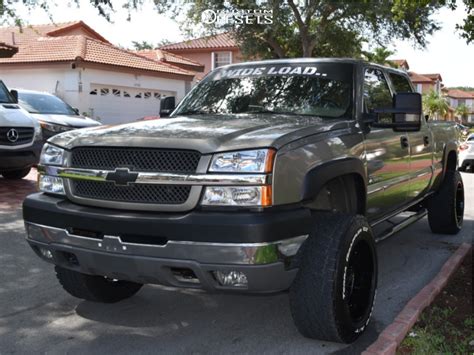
136 49 204 70
0 35 195 78
408 71 433 83
446 89 474 99
160 32 237 51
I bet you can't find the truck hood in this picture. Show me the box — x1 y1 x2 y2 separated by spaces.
48 114 350 153
31 113 100 128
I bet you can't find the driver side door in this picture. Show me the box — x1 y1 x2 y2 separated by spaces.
363 67 411 220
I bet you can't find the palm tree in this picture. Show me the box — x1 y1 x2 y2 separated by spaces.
455 104 470 123
423 90 450 120
363 47 397 67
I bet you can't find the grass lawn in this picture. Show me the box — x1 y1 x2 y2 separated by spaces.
397 249 473 354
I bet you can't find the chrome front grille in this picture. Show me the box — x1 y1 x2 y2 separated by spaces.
67 147 203 210
0 127 34 146
70 147 201 173
71 180 191 205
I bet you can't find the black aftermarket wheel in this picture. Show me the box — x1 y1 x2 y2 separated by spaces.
428 170 464 234
289 214 377 343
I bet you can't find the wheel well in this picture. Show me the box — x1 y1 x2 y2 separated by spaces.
308 174 366 215
446 150 457 172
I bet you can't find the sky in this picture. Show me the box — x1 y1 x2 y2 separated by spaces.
10 0 474 87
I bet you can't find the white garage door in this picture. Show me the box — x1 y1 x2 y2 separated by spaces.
88 85 176 124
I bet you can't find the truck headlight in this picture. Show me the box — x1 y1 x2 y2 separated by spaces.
201 186 272 206
209 149 275 173
38 175 65 195
39 143 65 166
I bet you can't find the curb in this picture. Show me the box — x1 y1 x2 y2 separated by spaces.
362 242 472 355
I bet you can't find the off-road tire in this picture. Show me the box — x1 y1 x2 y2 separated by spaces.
1 167 31 180
55 266 143 303
428 170 464 234
289 213 377 343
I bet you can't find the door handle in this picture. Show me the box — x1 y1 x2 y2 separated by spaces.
423 135 430 146
400 136 409 149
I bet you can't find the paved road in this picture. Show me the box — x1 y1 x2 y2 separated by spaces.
0 172 472 354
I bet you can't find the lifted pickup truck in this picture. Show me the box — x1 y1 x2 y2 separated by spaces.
23 59 463 343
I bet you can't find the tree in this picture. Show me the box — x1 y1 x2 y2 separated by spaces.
363 47 398 67
1 0 471 57
423 90 450 120
456 104 470 123
131 40 154 50
448 0 474 44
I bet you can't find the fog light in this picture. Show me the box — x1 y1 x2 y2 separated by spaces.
39 247 53 259
38 175 65 195
213 270 248 287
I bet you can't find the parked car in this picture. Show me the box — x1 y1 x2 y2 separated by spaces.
0 81 42 179
24 59 463 343
456 123 470 141
459 133 474 172
14 89 100 142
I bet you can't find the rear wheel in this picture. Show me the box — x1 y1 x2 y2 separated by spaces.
428 170 464 234
1 167 31 180
55 266 143 303
289 214 377 343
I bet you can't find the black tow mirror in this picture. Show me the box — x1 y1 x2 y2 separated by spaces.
368 92 422 132
159 96 176 118
10 89 18 103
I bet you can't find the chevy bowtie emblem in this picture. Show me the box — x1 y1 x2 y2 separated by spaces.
106 168 138 186
6 128 19 143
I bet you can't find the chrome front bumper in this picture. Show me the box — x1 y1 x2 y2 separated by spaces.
25 222 307 292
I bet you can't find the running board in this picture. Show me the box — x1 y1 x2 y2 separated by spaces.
375 209 428 243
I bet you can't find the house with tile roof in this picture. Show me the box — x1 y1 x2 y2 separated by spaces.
409 71 443 95
0 21 197 124
160 32 242 80
445 89 474 123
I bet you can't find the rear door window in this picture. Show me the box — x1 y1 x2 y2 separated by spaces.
389 73 413 93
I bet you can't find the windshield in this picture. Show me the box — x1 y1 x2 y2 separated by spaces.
18 92 77 115
0 81 14 104
174 63 353 119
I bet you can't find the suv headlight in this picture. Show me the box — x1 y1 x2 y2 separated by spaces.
209 149 275 173
39 121 72 134
39 143 65 166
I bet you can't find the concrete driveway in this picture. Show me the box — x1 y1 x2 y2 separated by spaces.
0 171 472 354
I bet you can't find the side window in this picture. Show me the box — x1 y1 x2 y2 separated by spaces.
364 68 393 123
363 68 393 112
389 73 413 93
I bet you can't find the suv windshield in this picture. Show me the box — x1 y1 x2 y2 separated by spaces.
174 63 353 119
18 92 77 115
0 81 14 104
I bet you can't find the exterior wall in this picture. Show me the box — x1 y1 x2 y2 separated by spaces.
0 64 72 95
0 63 188 123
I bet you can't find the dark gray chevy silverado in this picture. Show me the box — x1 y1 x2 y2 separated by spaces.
23 59 463 343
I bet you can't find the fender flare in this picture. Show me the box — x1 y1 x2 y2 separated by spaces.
301 158 367 214
441 140 458 177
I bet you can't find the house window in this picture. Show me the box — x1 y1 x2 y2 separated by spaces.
112 89 121 97
154 92 161 99
123 91 130 97
135 92 142 98
144 92 151 99
212 51 232 69
100 88 109 96
89 89 97 95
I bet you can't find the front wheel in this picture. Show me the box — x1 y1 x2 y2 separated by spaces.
1 167 31 180
289 214 377 343
55 266 143 303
